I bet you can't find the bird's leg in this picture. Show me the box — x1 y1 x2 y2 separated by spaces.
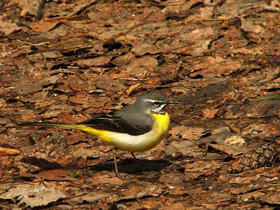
130 152 137 159
112 148 123 179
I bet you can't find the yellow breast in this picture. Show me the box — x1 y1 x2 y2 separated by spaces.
151 112 170 142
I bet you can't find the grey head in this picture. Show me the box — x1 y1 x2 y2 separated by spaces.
134 92 177 114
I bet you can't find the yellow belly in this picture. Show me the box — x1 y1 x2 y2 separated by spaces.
76 112 170 152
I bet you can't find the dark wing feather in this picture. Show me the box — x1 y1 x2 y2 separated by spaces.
78 108 154 135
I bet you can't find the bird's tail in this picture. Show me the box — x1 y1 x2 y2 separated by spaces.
20 121 77 129
19 122 99 136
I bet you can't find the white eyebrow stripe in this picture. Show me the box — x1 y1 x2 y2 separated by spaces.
143 99 156 102
143 99 165 103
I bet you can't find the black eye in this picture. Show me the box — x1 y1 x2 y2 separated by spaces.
153 101 160 106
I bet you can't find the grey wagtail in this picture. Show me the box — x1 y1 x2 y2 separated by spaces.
20 92 177 178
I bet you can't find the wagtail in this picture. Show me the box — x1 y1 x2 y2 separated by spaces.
20 92 177 178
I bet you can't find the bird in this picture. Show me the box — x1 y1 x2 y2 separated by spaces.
20 92 177 178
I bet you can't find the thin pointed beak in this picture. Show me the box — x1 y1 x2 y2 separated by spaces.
167 101 179 105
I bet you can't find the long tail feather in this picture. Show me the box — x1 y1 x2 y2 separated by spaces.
19 121 99 136
20 122 77 129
